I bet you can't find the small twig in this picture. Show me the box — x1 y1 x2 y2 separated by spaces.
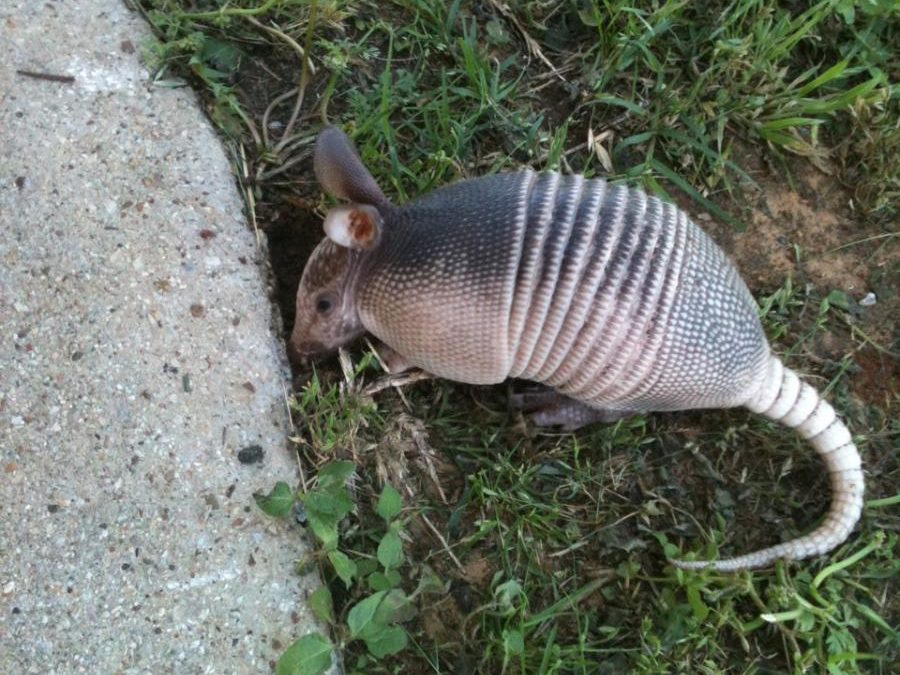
245 6 317 155
16 69 74 84
257 146 314 182
276 131 317 157
175 0 280 21
420 513 465 573
360 340 415 413
487 0 564 82
279 0 318 154
236 143 261 247
547 539 588 558
848 323 897 358
409 423 449 505
246 4 318 184
260 86 298 149
282 380 309 492
824 231 896 254
363 370 433 397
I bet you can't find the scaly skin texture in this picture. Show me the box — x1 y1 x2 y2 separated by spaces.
290 127 864 571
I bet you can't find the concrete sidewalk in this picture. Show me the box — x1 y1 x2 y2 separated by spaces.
0 2 325 672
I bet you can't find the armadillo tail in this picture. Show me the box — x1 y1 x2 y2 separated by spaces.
672 356 864 572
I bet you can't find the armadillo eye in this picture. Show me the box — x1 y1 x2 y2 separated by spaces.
315 295 334 314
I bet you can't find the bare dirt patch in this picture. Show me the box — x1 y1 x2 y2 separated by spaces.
692 157 898 407
736 166 891 293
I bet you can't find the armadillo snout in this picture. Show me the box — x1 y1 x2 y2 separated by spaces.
286 337 310 366
288 334 333 362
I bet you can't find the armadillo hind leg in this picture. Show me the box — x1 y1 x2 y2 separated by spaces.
532 402 634 432
511 387 637 431
673 356 864 571
510 386 570 412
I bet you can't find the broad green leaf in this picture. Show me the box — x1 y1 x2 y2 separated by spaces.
824 289 851 311
364 626 408 658
686 584 710 622
355 557 379 578
317 461 356 490
377 529 404 571
328 550 357 588
254 482 294 518
348 589 411 643
304 490 353 519
309 586 334 624
368 571 393 592
276 632 333 675
503 629 525 655
373 588 413 625
348 591 388 639
494 579 524 615
306 511 338 551
835 1 855 23
198 38 241 74
376 484 402 521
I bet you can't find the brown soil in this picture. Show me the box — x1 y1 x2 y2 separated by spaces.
694 157 898 406
717 164 894 295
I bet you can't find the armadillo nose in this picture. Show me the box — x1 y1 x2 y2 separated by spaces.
286 339 311 367
287 338 324 366
286 340 302 367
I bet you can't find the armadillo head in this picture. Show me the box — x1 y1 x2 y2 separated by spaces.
288 127 390 362
289 238 364 360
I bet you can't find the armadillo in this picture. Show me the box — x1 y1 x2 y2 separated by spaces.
289 126 864 571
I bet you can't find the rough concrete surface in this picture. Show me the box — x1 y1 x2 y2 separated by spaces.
0 2 326 672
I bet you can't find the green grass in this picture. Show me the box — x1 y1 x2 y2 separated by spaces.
139 0 898 223
136 1 899 673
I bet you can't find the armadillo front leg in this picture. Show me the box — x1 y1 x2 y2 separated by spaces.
374 341 417 375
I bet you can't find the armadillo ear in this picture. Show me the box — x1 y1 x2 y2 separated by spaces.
314 127 388 206
323 204 382 250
